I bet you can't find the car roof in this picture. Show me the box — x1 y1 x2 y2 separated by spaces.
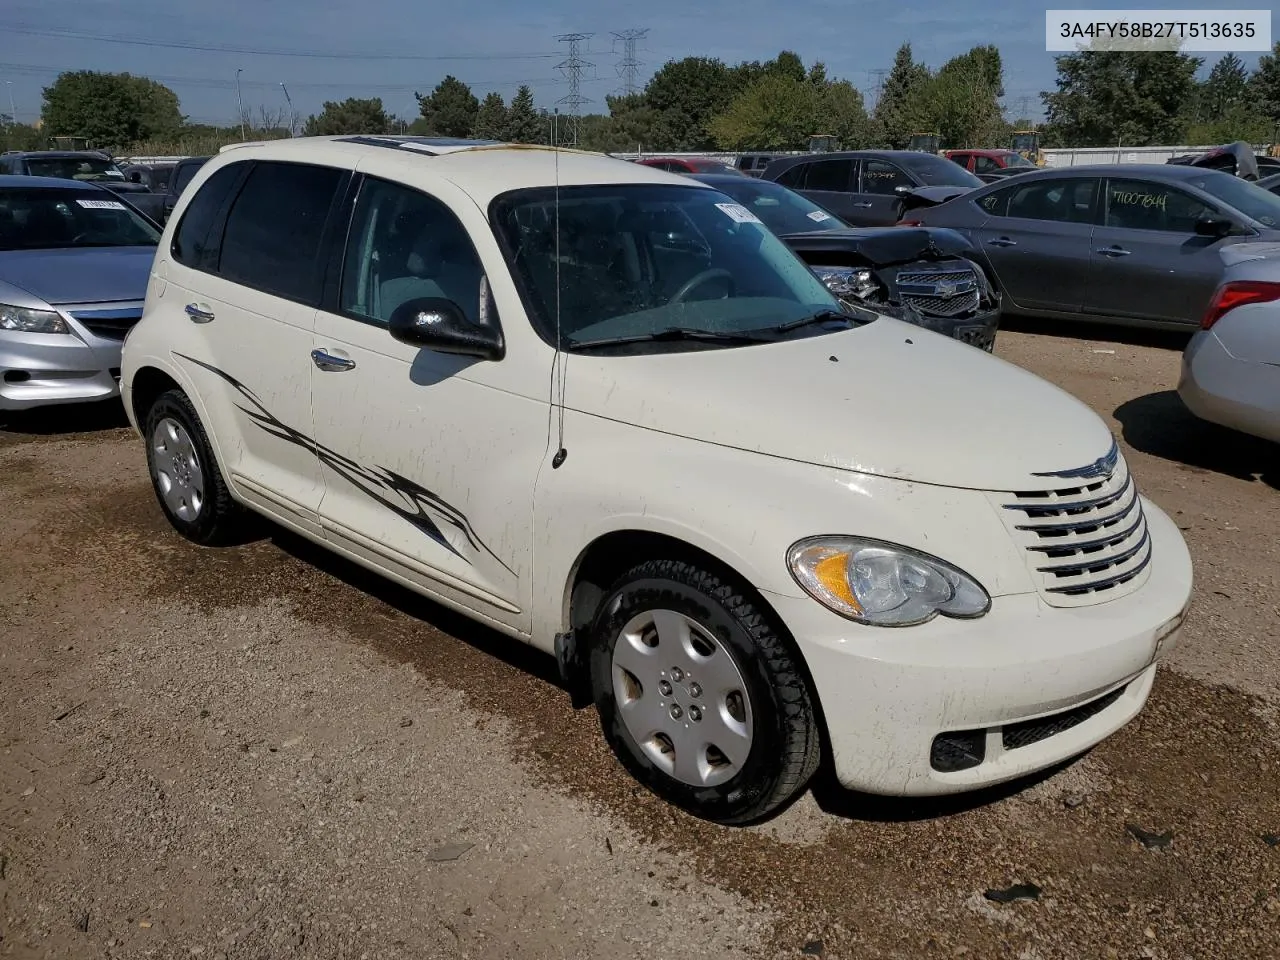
0 174 110 190
948 149 1015 157
3 151 116 160
206 135 707 204
979 163 1240 183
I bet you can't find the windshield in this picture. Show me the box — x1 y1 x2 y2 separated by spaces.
25 156 127 182
906 154 985 187
491 184 846 352
0 188 161 250
1003 152 1035 168
703 178 848 235
1192 172 1280 228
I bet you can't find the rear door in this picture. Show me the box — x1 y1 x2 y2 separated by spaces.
791 158 864 223
1085 178 1231 326
969 176 1099 313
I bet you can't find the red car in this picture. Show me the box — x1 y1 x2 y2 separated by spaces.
943 149 1036 181
634 157 744 175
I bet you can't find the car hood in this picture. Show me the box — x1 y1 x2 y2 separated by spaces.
0 246 155 305
777 226 975 263
564 315 1114 491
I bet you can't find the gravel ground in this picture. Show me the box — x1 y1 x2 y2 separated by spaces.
2 322 1278 960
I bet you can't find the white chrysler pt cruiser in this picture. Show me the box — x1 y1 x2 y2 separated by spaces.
120 136 1194 824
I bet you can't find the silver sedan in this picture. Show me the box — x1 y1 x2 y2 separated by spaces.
1179 248 1280 442
0 175 158 412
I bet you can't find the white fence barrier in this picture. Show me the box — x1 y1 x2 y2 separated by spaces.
1040 145 1221 167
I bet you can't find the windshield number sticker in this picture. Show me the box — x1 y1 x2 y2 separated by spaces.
76 199 126 210
715 202 761 224
807 210 833 222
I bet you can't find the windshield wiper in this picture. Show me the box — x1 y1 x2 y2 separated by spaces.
570 327 776 349
773 309 858 333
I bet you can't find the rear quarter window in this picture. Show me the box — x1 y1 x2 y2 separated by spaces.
171 163 247 271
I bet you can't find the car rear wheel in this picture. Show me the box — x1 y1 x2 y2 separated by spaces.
588 558 821 824
144 388 243 545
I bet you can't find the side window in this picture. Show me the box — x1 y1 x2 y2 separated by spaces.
861 159 911 195
1006 178 1098 224
171 163 247 270
1104 179 1216 232
973 155 1000 175
774 162 808 188
977 185 1014 217
340 177 486 327
804 159 853 192
218 161 344 304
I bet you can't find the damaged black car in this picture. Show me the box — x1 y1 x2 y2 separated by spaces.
690 173 1001 351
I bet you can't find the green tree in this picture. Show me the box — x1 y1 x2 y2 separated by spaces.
821 80 875 149
1 121 45 152
470 91 508 140
710 74 820 150
874 44 931 148
644 57 737 150
41 71 183 148
415 75 479 137
503 85 544 144
906 48 1007 147
1041 41 1201 147
1201 53 1250 118
1249 42 1280 127
302 97 391 136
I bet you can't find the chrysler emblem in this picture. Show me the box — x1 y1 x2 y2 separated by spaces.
1033 440 1120 480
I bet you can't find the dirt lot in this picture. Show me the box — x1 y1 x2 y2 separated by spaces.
2 323 1279 960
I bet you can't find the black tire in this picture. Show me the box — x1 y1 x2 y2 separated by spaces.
588 559 821 825
143 388 244 546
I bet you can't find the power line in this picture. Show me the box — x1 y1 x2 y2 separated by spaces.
611 28 648 97
0 22 563 61
554 33 594 147
868 68 889 109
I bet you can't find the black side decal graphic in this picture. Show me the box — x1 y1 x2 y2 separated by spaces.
177 353 514 576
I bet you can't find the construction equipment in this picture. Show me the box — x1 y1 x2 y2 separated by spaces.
808 134 839 153
1011 129 1044 166
907 133 940 154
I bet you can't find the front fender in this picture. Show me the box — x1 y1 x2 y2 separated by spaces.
530 410 1033 648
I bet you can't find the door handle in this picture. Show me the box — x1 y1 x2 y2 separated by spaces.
1097 245 1131 257
987 237 1017 247
185 303 214 323
311 349 356 372
851 201 873 208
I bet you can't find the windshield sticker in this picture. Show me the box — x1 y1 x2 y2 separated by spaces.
76 199 126 210
806 210 833 222
715 202 761 224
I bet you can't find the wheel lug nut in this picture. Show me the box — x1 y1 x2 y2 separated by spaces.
658 680 673 696
671 667 685 682
670 705 683 720
688 682 702 699
688 706 702 722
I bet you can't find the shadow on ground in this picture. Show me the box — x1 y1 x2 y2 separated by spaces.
1001 314 1193 352
0 399 130 438
1115 390 1280 490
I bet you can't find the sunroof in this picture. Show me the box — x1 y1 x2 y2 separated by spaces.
336 135 503 155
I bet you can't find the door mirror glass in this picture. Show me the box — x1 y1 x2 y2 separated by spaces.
388 297 505 361
1194 216 1234 238
129 170 143 183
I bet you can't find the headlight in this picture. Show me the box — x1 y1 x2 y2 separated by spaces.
787 536 990 626
811 266 877 300
0 302 69 334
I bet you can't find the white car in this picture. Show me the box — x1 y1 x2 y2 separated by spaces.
120 136 1194 824
1179 268 1280 443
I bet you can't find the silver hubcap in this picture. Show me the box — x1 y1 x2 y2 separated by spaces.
151 417 205 523
611 609 753 788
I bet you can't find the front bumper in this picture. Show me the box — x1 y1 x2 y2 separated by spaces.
766 498 1193 796
906 303 1000 352
1178 328 1280 444
0 328 123 412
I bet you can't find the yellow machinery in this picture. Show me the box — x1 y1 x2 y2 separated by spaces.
907 132 941 154
808 134 839 153
1011 130 1045 166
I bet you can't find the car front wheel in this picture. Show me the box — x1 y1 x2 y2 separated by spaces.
588 558 821 824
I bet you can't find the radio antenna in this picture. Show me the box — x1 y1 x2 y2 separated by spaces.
551 109 568 469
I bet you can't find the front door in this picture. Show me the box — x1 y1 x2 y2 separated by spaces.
858 157 913 226
165 159 347 535
1085 178 1231 326
310 174 548 631
971 176 1099 313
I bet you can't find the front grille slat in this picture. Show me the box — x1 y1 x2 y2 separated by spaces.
1002 685 1127 751
69 308 143 341
896 266 981 319
996 447 1151 606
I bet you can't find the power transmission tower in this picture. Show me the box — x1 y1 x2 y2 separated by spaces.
555 32 594 147
612 28 649 97
869 69 890 110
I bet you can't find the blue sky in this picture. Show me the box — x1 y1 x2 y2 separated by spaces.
0 0 1270 128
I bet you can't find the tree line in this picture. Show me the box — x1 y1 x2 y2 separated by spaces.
4 41 1279 157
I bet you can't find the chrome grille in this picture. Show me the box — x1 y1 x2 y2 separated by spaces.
69 307 143 341
996 445 1151 606
896 267 981 318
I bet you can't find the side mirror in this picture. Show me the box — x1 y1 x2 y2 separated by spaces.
894 184 913 195
1194 217 1234 238
129 170 143 183
388 297 504 361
